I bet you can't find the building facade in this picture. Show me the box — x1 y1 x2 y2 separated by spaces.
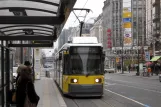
102 0 123 68
90 14 103 43
102 0 147 68
152 0 161 53
58 29 70 49
146 0 153 45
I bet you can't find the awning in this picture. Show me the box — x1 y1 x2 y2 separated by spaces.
150 56 161 61
0 0 77 47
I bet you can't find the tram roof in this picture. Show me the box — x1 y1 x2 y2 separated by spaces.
64 43 103 47
0 0 76 47
56 43 103 55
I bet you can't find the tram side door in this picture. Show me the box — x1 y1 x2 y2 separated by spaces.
59 52 63 89
62 51 69 91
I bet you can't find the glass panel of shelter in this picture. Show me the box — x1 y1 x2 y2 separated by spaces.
0 46 13 106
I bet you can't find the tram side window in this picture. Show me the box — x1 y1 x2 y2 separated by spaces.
64 55 70 74
56 60 58 71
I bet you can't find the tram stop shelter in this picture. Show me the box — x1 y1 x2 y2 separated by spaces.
0 0 76 107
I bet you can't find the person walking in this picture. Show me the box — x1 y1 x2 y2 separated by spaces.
16 67 39 107
128 64 131 73
147 66 151 77
24 61 35 82
16 64 27 86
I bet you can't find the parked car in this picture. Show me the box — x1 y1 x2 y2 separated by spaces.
104 68 115 73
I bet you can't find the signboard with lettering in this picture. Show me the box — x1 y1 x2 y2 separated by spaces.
107 28 112 48
123 6 132 47
145 52 150 61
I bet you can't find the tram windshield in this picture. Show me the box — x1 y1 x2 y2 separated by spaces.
70 47 103 75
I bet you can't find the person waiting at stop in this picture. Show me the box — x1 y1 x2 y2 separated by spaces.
147 66 151 77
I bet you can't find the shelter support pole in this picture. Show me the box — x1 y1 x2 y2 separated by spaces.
5 41 10 107
20 41 23 63
1 40 4 107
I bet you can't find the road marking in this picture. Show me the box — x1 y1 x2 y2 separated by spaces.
105 79 161 88
105 82 161 94
106 79 139 84
105 89 146 107
105 82 116 86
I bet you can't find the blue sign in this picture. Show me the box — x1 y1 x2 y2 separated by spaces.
145 52 150 61
123 18 131 22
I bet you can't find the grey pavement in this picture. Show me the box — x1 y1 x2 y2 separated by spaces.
105 73 161 107
35 77 67 107
113 71 159 80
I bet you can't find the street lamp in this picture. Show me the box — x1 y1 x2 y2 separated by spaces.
113 51 117 73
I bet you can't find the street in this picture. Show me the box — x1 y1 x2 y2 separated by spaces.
63 73 161 107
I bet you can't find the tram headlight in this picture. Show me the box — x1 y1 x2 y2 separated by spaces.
73 79 77 83
95 78 102 83
71 79 78 83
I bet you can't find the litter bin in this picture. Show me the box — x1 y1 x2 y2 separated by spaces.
46 71 50 78
46 71 48 77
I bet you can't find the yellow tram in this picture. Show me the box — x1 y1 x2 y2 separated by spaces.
54 37 105 97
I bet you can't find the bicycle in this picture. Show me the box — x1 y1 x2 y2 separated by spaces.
141 68 150 77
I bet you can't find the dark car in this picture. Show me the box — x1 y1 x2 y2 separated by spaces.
159 74 161 82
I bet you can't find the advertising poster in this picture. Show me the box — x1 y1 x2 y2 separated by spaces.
123 6 132 47
34 48 41 80
145 52 150 61
124 28 132 46
107 28 112 48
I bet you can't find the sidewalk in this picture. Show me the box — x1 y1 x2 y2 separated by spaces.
35 77 67 107
114 71 159 80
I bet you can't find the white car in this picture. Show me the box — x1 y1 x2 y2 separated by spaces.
104 68 115 73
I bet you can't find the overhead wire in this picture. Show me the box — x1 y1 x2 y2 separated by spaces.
68 0 90 38
72 0 89 27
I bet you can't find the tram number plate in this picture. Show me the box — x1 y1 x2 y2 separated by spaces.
82 86 92 89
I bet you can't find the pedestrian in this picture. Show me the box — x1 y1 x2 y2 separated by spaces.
16 64 27 86
16 67 39 107
128 64 131 73
117 64 121 72
24 61 35 82
147 66 151 77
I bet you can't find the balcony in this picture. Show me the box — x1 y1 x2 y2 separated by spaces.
153 33 160 37
153 26 160 31
153 15 160 22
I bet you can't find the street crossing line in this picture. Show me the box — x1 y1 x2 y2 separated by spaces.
105 89 147 107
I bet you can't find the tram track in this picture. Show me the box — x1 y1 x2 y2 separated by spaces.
72 99 81 107
63 94 123 107
63 88 144 107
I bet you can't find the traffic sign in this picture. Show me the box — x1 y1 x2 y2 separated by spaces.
145 52 150 61
116 57 119 63
123 18 131 22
